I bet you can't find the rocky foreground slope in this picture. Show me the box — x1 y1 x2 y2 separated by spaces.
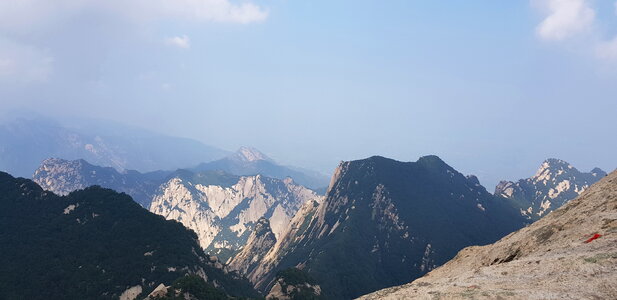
360 170 617 300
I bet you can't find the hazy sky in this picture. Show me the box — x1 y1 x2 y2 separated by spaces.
1 0 616 188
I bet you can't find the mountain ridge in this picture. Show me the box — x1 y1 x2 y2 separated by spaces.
495 158 606 220
360 169 617 299
232 155 526 299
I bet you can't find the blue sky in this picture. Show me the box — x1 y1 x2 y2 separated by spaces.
0 0 616 188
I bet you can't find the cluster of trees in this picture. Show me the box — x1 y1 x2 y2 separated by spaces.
0 172 258 299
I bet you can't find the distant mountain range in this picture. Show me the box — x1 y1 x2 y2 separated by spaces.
0 171 258 300
32 155 323 263
361 169 617 300
24 150 612 300
195 146 330 190
0 117 228 177
33 158 171 207
231 155 526 299
495 158 606 220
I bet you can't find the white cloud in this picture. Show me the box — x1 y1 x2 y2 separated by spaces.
153 0 268 24
535 0 595 41
165 35 191 49
0 0 268 33
0 38 53 83
0 0 268 84
533 0 617 61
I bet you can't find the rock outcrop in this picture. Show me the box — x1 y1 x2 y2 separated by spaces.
228 218 277 279
33 158 168 207
149 170 323 261
495 158 606 220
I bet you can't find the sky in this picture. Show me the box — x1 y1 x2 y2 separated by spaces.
0 0 616 188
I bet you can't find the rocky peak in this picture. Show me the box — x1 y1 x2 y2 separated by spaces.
416 154 448 167
531 158 573 183
149 170 322 259
33 158 92 196
495 158 607 220
228 217 277 281
32 158 167 207
232 146 272 163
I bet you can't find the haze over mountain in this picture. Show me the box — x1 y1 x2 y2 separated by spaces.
0 171 258 300
2 0 617 194
2 1 616 299
230 155 526 299
0 117 228 178
361 169 617 300
495 158 606 220
195 147 330 190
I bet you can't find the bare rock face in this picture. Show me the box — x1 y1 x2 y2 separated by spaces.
360 169 617 300
495 158 606 220
247 197 323 289
149 171 323 261
228 217 277 279
32 158 167 207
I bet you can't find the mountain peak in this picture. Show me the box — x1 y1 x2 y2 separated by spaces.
591 167 607 177
497 158 607 220
543 158 572 169
417 155 449 169
232 146 272 163
532 158 575 182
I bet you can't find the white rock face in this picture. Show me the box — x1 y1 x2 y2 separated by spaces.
119 285 142 300
149 173 322 256
233 146 273 162
33 158 90 196
32 158 166 207
495 158 606 220
235 197 324 287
